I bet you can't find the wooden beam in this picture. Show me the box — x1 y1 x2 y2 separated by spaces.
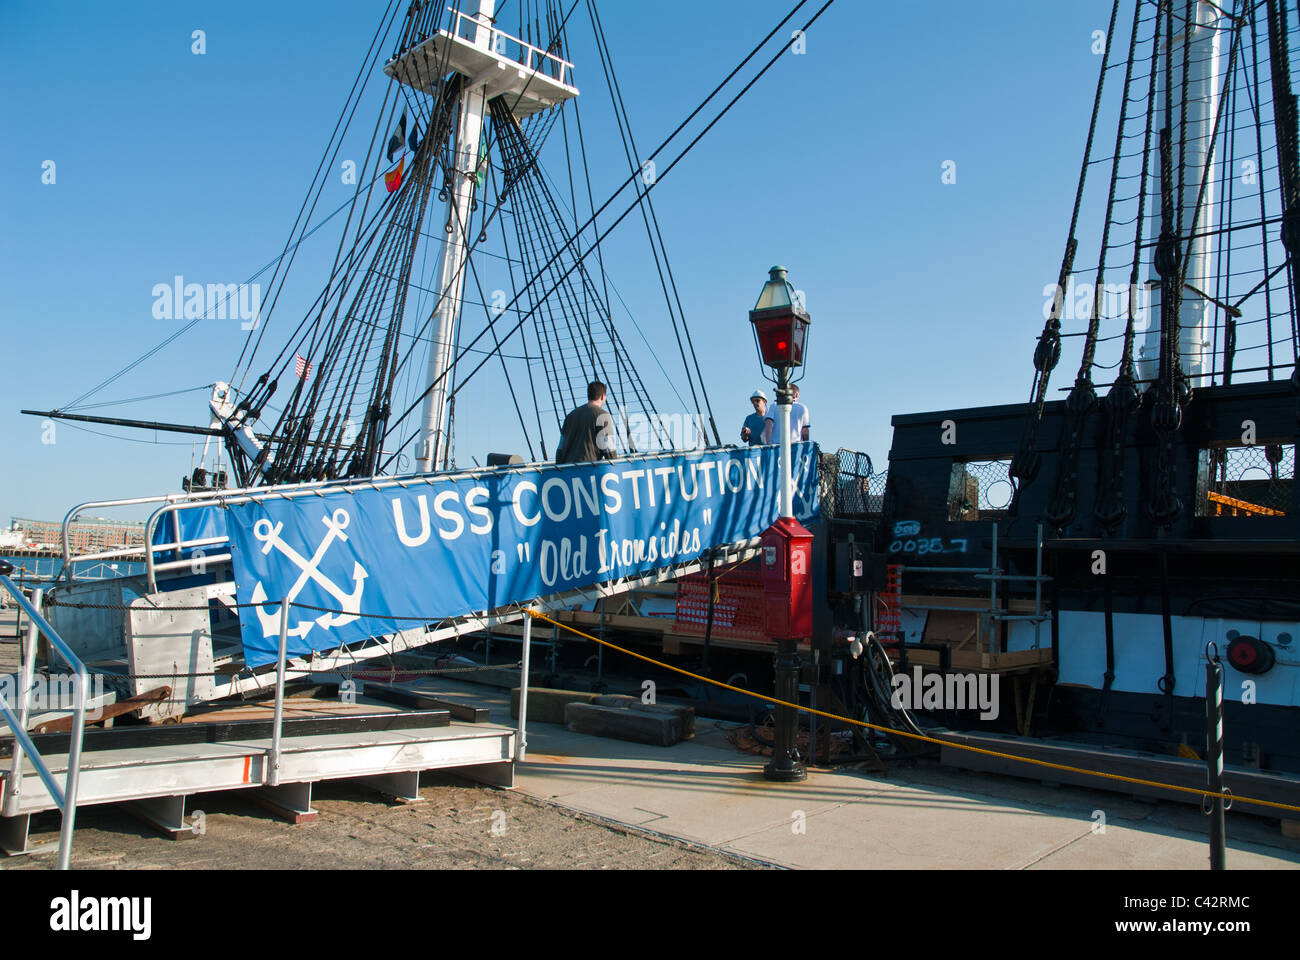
364 684 491 722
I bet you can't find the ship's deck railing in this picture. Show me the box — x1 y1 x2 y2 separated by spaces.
445 6 574 85
58 477 343 586
0 576 88 869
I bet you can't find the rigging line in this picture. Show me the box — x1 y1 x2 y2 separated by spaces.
235 0 407 393
1081 0 1148 379
402 0 816 376
520 169 672 452
362 172 440 477
511 138 586 415
587 0 702 436
497 102 672 445
505 116 614 399
414 227 524 264
262 3 465 424
276 80 413 406
503 111 685 440
233 0 402 386
268 189 409 448
531 159 693 415
377 0 837 470
1177 5 1245 281
496 171 551 458
588 0 721 446
1122 11 1163 370
1216 34 1242 384
568 57 620 404
514 202 569 431
268 193 415 480
263 169 427 403
390 0 834 458
384 0 813 415
58 421 200 448
1029 0 1123 411
62 384 215 413
1009 0 1122 504
260 134 434 399
512 126 680 451
58 146 410 417
460 228 538 461
559 80 593 369
1266 0 1300 363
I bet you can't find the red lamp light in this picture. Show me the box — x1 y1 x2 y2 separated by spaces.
749 266 811 370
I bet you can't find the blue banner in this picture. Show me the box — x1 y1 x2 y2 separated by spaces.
225 445 819 667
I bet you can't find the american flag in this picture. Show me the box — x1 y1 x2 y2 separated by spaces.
294 354 313 380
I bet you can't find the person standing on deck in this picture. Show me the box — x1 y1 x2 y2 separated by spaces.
741 389 771 445
765 384 811 444
556 381 617 463
790 384 811 442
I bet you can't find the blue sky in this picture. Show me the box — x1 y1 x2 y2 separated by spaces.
0 0 1110 522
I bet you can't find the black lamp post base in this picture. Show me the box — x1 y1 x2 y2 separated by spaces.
763 757 808 782
763 637 807 782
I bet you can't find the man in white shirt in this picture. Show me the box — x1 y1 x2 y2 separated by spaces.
764 384 811 444
790 384 811 442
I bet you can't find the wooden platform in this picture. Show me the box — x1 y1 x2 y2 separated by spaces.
0 697 515 855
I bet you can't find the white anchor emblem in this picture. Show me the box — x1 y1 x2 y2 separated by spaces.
249 508 369 640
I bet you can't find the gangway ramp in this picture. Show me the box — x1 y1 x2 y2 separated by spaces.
47 445 817 709
3 447 819 862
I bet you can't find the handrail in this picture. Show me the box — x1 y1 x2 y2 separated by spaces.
59 480 342 584
0 572 89 869
446 6 575 85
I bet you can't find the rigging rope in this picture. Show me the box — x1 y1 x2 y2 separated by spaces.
1008 0 1122 504
379 0 838 471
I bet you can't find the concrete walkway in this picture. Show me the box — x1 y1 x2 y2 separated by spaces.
427 678 1300 870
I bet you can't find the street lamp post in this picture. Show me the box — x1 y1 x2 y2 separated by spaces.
749 266 812 783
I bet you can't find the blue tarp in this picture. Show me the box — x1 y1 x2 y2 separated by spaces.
152 506 228 552
225 445 819 667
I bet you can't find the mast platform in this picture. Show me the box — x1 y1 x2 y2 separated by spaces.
386 9 578 120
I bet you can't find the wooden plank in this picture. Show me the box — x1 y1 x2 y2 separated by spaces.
364 684 491 722
888 647 1052 673
32 686 172 734
13 708 450 756
556 610 673 635
590 695 695 740
510 687 596 724
564 702 684 747
180 699 388 723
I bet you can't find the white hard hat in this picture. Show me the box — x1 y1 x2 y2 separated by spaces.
750 389 768 401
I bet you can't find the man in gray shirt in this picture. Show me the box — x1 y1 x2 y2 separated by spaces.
556 381 617 463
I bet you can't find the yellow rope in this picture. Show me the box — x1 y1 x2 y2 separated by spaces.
527 610 1300 815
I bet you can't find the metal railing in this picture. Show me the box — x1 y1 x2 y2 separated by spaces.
0 575 89 869
895 523 1052 650
447 7 575 86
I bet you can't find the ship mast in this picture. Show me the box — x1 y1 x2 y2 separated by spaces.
385 0 579 472
419 1 495 473
1137 0 1226 385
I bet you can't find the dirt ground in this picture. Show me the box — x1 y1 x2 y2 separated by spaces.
4 773 766 870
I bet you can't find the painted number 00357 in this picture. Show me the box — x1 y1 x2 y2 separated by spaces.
888 538 968 556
